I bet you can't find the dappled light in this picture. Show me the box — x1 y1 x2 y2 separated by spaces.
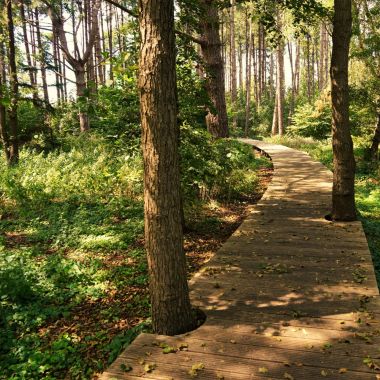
100 141 380 379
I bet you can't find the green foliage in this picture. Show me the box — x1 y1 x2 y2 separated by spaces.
288 98 331 140
180 124 267 201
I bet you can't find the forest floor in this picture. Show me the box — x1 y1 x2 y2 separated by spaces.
0 148 272 379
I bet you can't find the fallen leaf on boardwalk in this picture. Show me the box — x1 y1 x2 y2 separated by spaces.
217 374 225 380
144 363 157 373
259 367 269 374
230 340 236 344
284 373 294 380
138 358 145 365
321 369 328 376
120 363 133 372
162 346 177 354
188 363 205 378
283 361 291 367
179 343 189 350
339 368 347 374
294 362 303 367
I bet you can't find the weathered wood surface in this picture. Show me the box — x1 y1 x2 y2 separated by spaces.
99 140 380 380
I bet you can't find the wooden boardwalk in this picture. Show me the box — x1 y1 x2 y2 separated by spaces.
99 140 380 380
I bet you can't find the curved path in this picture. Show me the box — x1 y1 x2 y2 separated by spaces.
100 140 380 380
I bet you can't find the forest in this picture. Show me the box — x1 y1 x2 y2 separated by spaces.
0 0 379 379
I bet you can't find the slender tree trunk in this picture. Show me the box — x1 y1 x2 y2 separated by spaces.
238 42 243 91
272 87 278 135
107 3 114 81
138 0 195 335
276 12 285 135
6 0 19 165
20 1 38 101
0 34 10 163
245 14 252 138
230 0 237 129
306 34 312 102
295 41 300 95
269 51 274 98
75 66 90 132
287 41 295 123
230 1 237 102
370 114 380 162
35 8 50 105
330 0 356 221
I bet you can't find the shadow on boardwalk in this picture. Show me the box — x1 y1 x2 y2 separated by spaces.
99 140 380 380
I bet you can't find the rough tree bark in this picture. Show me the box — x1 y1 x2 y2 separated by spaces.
138 0 195 335
199 0 229 138
330 0 356 221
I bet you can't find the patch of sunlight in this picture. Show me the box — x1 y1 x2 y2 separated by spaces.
79 234 124 250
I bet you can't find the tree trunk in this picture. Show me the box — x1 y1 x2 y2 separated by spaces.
0 34 10 163
20 1 38 102
200 0 229 138
330 0 356 221
306 34 312 102
230 0 237 129
6 0 19 165
287 41 295 123
276 12 285 136
35 8 50 106
272 82 278 135
230 0 237 103
75 66 90 132
138 0 195 335
244 12 252 138
370 114 380 162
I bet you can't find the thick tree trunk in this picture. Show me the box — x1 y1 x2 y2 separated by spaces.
7 0 19 165
200 0 229 138
330 0 356 221
370 114 380 162
138 0 195 335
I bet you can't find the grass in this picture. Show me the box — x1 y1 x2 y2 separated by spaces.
266 135 380 285
0 134 271 379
